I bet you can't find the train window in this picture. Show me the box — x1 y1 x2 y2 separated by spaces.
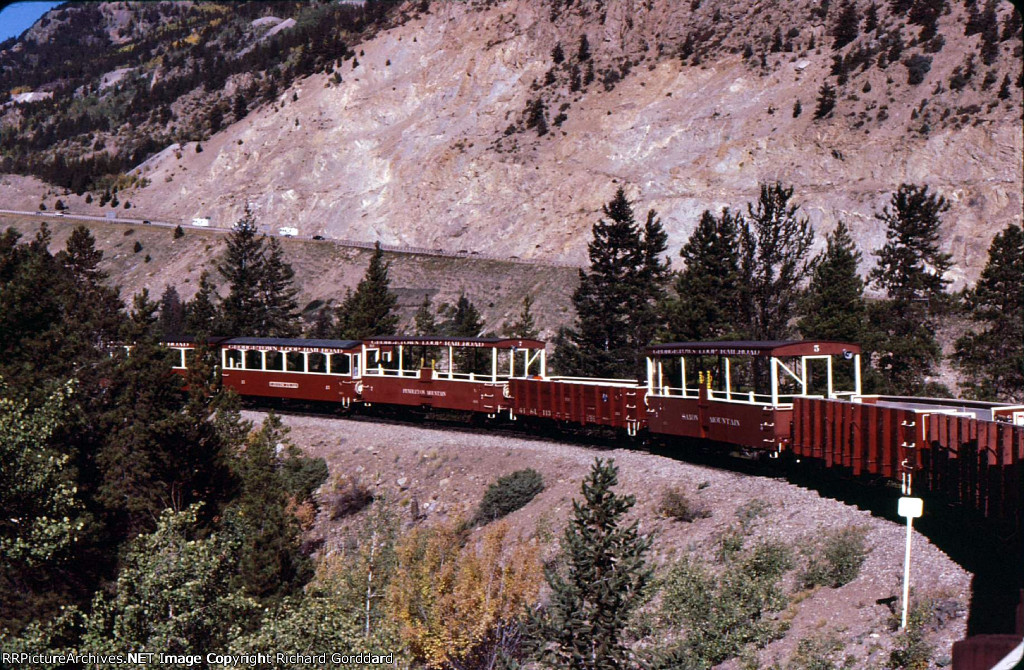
265 351 283 371
330 353 351 375
225 349 242 369
308 352 327 373
286 351 305 373
172 348 186 368
244 350 263 370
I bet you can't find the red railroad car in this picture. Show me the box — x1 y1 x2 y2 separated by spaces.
358 336 546 415
510 376 645 435
644 341 863 452
210 337 364 406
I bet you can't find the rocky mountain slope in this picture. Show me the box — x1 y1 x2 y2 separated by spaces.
2 0 1022 287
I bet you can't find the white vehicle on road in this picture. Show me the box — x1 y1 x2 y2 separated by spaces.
192 217 211 227
278 226 298 237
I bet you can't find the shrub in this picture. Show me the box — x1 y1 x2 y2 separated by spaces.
789 632 852 669
658 486 711 522
280 447 329 502
173 225 185 239
904 54 932 85
133 240 143 253
800 526 869 588
659 540 793 666
887 600 934 669
474 468 543 524
326 473 373 519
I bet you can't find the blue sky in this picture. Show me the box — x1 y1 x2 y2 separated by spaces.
0 1 63 43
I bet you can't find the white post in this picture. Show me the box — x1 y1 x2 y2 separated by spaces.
448 346 454 379
800 356 808 396
725 358 732 400
827 355 834 398
770 358 779 407
491 348 498 382
398 345 404 375
658 361 664 393
854 354 863 396
261 350 267 371
681 357 687 397
540 349 547 377
509 350 515 378
897 497 924 629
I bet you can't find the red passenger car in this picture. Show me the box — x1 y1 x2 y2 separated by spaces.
217 337 364 406
644 341 863 452
358 336 546 416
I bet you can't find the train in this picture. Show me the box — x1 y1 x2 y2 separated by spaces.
164 334 1024 526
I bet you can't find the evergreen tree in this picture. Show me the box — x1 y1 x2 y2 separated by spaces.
307 305 335 339
814 82 837 119
218 207 266 335
531 458 652 669
555 188 669 379
665 208 745 341
832 0 860 49
955 225 1024 401
577 34 591 61
552 42 566 64
739 182 816 341
797 221 866 343
158 285 185 339
257 237 300 337
228 414 312 600
868 184 951 393
441 294 484 337
507 295 540 339
335 242 398 339
414 295 437 335
185 271 219 336
864 2 879 33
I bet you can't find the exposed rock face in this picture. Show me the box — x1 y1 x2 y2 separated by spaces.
11 0 1024 287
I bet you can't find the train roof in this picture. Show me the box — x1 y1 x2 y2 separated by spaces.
223 337 363 351
363 336 546 350
646 340 862 357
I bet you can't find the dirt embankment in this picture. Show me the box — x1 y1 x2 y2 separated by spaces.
255 409 971 669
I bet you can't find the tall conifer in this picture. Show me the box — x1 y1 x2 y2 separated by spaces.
556 187 669 378
797 221 866 343
665 208 745 341
218 207 266 335
868 184 951 393
955 225 1024 401
531 458 652 669
335 243 398 339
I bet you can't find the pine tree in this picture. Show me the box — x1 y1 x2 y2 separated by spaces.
740 182 816 341
414 295 437 335
228 414 312 600
577 34 591 61
832 0 860 49
158 286 185 339
307 305 335 339
507 295 540 339
531 458 652 670
335 242 398 339
552 42 565 64
797 221 866 343
441 294 484 337
868 184 952 393
955 225 1024 401
665 208 745 341
864 2 879 33
257 237 300 337
555 188 669 378
218 206 266 335
185 271 219 336
814 82 837 119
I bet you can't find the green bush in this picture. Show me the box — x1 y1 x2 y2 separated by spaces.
279 447 329 502
173 225 185 239
473 468 543 524
887 600 934 669
658 540 794 667
658 486 711 522
800 526 869 589
788 632 854 669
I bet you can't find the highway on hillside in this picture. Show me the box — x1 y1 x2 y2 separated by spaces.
0 208 580 268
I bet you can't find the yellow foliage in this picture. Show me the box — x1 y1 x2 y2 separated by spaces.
183 32 201 46
386 520 542 668
285 495 316 531
10 85 32 95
